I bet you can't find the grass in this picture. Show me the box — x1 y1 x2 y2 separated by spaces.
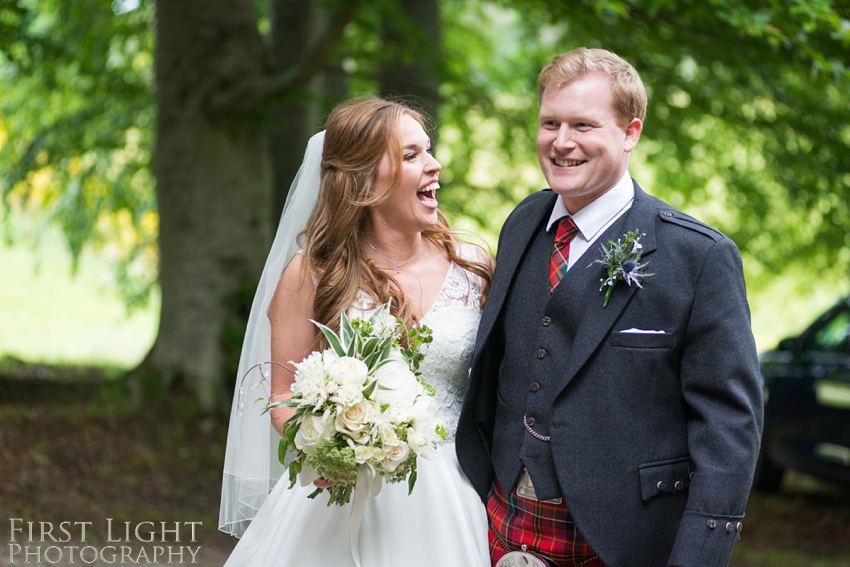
0 224 158 367
1 218 846 368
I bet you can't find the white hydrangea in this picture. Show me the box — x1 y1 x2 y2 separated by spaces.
291 351 330 408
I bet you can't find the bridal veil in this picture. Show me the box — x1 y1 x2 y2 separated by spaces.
219 131 325 537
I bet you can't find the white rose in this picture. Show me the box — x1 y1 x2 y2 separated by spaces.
373 359 419 405
332 381 364 407
410 396 440 429
294 413 329 453
405 428 431 456
335 401 371 439
328 356 369 389
353 444 378 464
381 441 411 473
378 422 400 446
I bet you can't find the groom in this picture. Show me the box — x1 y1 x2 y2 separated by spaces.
456 48 763 567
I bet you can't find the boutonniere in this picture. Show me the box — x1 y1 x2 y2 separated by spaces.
591 229 654 308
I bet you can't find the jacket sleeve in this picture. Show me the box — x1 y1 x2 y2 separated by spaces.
667 237 764 567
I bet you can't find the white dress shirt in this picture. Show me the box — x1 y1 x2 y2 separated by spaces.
545 170 635 270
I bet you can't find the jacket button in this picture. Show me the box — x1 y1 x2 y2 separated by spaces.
707 519 717 529
537 348 547 359
542 316 551 326
674 480 684 491
656 481 666 491
526 416 536 427
725 522 734 533
530 382 540 392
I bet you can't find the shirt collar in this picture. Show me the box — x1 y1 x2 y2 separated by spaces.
546 170 635 237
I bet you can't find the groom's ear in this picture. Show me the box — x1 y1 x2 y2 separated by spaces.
623 118 643 153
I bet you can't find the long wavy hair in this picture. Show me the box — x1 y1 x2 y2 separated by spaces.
300 97 491 346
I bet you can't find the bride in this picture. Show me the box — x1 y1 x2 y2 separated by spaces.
219 97 492 566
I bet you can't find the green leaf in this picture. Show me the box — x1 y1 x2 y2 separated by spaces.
360 336 381 358
278 438 288 466
362 379 378 398
407 460 418 495
340 310 354 350
288 459 301 489
281 417 300 451
603 286 614 308
311 319 345 356
368 303 388 323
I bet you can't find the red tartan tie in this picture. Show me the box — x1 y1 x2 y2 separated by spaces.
549 216 579 293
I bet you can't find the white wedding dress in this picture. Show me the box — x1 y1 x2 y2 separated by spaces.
224 250 490 567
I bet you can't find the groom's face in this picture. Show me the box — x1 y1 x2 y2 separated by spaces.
537 73 642 213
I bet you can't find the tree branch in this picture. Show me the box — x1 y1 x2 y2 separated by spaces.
206 0 362 118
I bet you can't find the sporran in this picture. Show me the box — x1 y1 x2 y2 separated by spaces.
495 550 549 567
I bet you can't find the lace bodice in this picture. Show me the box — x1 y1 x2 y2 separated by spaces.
348 244 484 440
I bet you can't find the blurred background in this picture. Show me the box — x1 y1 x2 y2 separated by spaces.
1 0 848 565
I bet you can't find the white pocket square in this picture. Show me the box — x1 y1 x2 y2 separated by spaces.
619 328 667 334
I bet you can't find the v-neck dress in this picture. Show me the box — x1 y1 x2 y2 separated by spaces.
224 244 489 566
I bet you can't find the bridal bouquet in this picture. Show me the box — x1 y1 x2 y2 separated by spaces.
267 304 446 506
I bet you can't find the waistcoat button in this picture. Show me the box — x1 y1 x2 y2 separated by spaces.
530 382 540 392
542 316 551 326
537 348 547 359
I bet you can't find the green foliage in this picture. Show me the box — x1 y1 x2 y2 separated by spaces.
2 0 849 316
440 0 850 284
0 0 156 309
307 443 359 488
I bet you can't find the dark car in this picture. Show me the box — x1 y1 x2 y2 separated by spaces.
754 294 850 491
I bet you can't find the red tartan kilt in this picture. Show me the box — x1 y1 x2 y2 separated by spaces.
487 480 605 567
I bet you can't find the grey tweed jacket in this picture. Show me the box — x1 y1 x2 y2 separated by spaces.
456 181 763 567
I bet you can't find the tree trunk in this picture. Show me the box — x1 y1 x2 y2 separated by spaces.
144 0 272 411
268 0 325 220
379 0 441 126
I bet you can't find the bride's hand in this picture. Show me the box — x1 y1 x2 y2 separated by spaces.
314 478 334 489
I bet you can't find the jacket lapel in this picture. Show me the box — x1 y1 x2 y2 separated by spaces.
552 182 660 395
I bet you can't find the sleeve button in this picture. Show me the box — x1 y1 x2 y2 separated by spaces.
736 522 743 533
674 480 684 491
656 481 666 491
726 522 734 533
707 519 717 529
